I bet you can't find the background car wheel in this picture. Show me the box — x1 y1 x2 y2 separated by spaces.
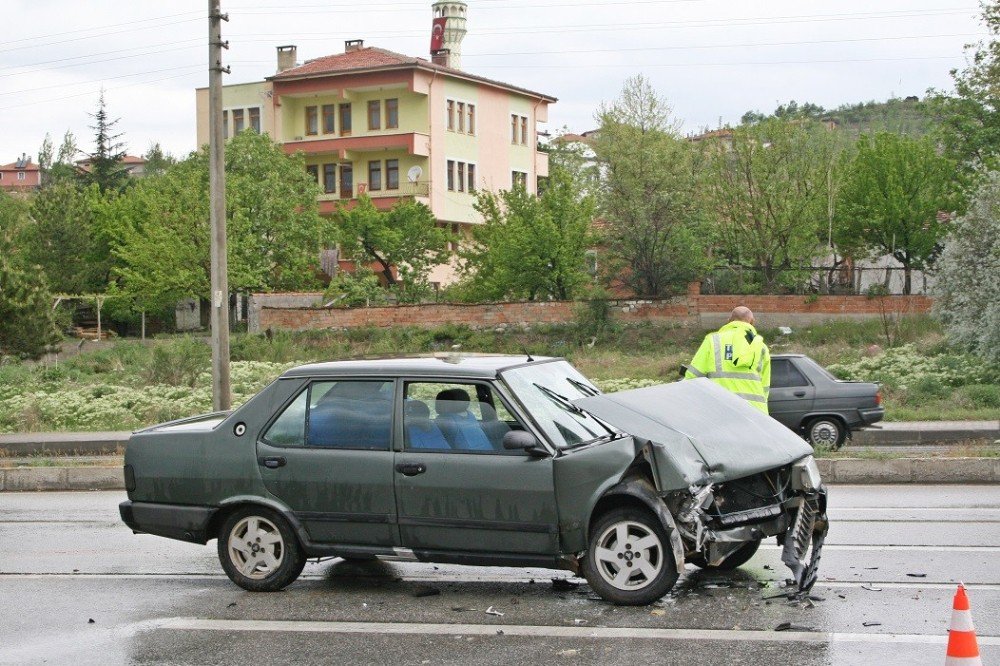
582 506 679 606
688 539 762 571
218 506 304 592
806 417 846 450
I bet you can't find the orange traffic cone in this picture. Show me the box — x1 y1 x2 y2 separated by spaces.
945 584 982 665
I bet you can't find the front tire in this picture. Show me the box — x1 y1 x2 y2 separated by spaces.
806 417 846 450
582 507 679 606
218 506 304 592
688 538 762 570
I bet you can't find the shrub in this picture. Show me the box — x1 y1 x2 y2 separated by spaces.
145 337 211 387
962 384 1000 409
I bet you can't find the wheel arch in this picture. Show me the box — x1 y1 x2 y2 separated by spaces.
208 496 309 549
588 472 686 574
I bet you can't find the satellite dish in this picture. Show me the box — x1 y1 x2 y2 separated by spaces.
407 165 423 183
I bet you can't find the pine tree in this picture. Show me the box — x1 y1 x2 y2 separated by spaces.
85 91 129 193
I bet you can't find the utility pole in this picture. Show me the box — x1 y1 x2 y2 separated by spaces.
208 0 232 411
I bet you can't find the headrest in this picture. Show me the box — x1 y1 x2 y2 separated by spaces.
436 388 471 415
405 400 431 419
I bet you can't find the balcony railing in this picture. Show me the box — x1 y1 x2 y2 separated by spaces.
318 180 430 202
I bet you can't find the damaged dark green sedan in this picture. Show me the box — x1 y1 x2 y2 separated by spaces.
120 355 828 605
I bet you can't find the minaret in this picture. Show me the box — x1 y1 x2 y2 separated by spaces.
431 1 467 69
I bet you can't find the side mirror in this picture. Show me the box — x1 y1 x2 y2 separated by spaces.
502 430 548 457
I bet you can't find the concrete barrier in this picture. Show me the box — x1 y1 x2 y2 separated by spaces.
1 466 124 492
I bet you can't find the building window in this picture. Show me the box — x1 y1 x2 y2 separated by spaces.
306 164 319 183
340 164 353 198
368 161 382 191
457 102 465 133
447 159 455 191
467 104 475 135
323 164 336 194
17 171 26 181
339 103 352 135
249 107 261 132
385 98 399 129
368 100 381 130
521 116 529 145
222 110 229 138
512 170 527 189
456 161 465 192
322 104 336 134
447 100 455 131
233 109 245 134
467 163 476 192
386 159 399 190
305 106 318 136
511 114 518 144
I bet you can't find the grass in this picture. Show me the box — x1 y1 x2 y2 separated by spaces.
814 440 1000 460
1 316 997 432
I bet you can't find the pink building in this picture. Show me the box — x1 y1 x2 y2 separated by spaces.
0 154 41 192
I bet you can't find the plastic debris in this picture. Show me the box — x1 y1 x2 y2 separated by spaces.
485 606 504 617
87 619 95 624
862 622 882 627
774 622 814 632
906 573 927 578
650 609 666 617
861 584 883 592
558 650 580 657
451 607 478 612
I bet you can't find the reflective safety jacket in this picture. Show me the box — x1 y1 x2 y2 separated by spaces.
684 320 771 414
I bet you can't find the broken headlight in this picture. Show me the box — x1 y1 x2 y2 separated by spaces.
792 455 822 492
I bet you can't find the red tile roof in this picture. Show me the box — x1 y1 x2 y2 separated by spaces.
0 161 39 171
271 46 556 102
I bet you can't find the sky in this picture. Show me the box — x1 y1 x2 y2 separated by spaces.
1 0 987 163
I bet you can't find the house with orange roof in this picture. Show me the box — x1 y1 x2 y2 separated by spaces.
195 1 555 286
0 154 41 193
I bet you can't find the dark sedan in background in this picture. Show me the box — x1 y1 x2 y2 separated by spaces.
769 354 884 449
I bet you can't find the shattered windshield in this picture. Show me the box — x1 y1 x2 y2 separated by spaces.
500 360 619 449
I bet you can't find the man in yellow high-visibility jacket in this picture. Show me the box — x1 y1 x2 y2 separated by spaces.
685 306 771 414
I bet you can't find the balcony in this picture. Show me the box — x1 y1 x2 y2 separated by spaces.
283 132 430 159
317 180 430 213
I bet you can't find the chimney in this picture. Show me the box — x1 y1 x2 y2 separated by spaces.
345 39 364 53
431 49 450 67
276 45 297 73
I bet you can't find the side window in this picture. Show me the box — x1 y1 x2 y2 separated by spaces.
263 380 393 449
771 359 809 388
403 382 522 453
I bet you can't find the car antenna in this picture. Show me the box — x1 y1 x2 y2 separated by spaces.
521 346 535 362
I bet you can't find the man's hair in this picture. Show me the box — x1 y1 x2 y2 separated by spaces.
729 306 755 324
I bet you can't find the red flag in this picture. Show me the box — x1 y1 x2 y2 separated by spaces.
430 17 447 52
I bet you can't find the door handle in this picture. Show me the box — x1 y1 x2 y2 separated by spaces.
259 456 286 469
793 391 807 397
395 463 427 477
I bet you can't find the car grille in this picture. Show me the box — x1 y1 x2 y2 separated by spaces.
708 467 790 527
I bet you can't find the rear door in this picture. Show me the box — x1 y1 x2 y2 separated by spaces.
256 378 399 547
768 358 815 429
393 380 559 556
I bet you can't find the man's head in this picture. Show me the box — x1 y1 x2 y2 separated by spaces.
729 306 755 325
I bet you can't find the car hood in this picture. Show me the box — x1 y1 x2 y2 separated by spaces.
574 379 814 490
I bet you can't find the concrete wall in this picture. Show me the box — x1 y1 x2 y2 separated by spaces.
252 292 932 333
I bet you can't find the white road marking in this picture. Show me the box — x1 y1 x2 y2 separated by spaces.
761 544 1000 552
160 617 1000 646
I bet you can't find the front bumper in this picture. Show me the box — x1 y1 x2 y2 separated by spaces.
780 488 829 594
119 500 217 544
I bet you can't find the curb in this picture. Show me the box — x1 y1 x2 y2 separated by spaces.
2 459 999 491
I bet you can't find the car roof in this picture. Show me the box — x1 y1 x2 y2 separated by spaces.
771 353 807 359
280 354 558 380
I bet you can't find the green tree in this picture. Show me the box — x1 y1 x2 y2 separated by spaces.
460 141 595 301
37 131 80 185
110 132 333 312
142 143 176 177
83 91 129 193
705 118 844 292
835 133 959 294
336 195 450 298
594 75 709 296
934 170 1000 362
0 193 61 359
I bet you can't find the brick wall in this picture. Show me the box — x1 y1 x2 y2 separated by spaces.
254 292 931 333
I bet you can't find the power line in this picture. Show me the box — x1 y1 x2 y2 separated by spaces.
5 10 204 46
0 42 205 79
0 17 203 55
472 54 965 69
0 69 203 112
5 64 204 97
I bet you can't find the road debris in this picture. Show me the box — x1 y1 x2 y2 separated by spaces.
905 573 927 578
650 609 666 617
87 618 95 624
861 584 883 592
774 622 814 632
552 578 580 591
557 649 580 657
451 607 478 613
862 622 882 627
412 586 441 598
485 606 504 617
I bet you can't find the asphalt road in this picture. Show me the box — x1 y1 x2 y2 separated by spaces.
1 486 998 666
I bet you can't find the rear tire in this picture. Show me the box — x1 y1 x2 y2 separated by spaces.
688 539 762 571
805 417 846 451
218 506 304 592
582 507 679 606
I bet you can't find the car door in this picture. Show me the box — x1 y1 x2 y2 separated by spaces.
256 378 399 547
393 379 559 556
768 358 815 429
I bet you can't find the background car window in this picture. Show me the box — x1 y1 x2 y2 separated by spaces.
771 359 809 388
403 382 520 453
263 389 308 446
307 380 393 449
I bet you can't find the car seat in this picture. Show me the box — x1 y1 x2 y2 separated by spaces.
405 400 450 450
434 388 494 451
308 381 391 449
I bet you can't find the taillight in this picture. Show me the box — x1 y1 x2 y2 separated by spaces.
875 390 883 406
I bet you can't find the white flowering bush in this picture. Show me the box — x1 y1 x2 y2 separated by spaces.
0 361 298 433
594 377 663 393
826 344 997 390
